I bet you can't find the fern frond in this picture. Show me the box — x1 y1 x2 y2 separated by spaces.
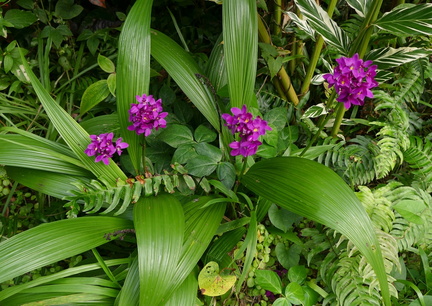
394 64 424 104
64 170 198 215
403 136 432 192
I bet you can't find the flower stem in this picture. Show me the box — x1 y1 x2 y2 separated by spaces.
142 137 147 175
234 157 249 194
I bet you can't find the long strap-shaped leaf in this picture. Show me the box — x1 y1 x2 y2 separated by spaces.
241 157 391 306
223 0 258 109
150 30 220 131
18 51 127 185
0 217 133 284
346 0 373 18
117 0 153 174
295 0 350 54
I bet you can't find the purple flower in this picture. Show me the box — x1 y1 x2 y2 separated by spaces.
128 94 168 136
222 105 272 157
84 133 129 165
324 53 378 109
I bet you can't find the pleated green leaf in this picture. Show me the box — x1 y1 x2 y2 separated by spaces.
222 0 258 109
165 271 198 306
0 217 133 284
19 50 127 185
0 259 129 302
375 4 432 36
206 34 227 94
0 134 90 177
117 0 153 173
295 0 350 54
241 157 390 305
116 257 139 306
5 166 89 199
151 30 220 131
133 194 185 306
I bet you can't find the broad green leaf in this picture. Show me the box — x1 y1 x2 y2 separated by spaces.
194 124 217 143
268 204 301 233
295 0 350 53
151 30 220 131
117 0 153 174
54 0 83 20
4 9 37 29
364 47 432 70
98 54 116 74
242 157 391 305
222 0 258 109
172 144 199 164
185 156 218 177
107 73 116 96
254 270 283 294
393 200 426 225
285 282 305 305
273 297 291 306
80 80 110 115
19 50 127 185
0 217 133 284
6 166 89 199
194 143 222 163
346 0 373 18
133 194 184 306
198 262 236 296
160 124 194 148
375 4 432 36
217 162 236 190
288 265 308 285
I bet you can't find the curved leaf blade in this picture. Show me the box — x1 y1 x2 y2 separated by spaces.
346 0 373 18
365 47 432 70
151 30 220 131
295 0 350 53
0 217 133 284
375 4 432 36
241 157 390 305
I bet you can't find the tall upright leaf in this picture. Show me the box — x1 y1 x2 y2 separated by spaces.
19 51 127 185
375 4 432 36
150 30 220 131
223 0 258 109
0 217 133 284
117 0 153 174
295 0 350 54
134 194 184 306
242 157 391 305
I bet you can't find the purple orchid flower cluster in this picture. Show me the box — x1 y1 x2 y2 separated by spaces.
84 132 128 165
222 105 272 157
85 94 168 165
127 94 168 136
324 53 378 109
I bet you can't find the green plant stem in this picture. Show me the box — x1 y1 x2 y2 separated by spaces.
330 0 383 137
273 0 282 36
300 0 338 95
91 248 121 288
142 137 146 175
258 15 299 106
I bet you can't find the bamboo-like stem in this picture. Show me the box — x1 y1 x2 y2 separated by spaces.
273 0 282 36
300 0 338 95
258 15 299 106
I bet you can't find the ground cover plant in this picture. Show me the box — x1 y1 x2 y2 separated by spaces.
0 0 432 305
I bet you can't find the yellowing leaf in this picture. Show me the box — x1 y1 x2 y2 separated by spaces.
198 261 236 296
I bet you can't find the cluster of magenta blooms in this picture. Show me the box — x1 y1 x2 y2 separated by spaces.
324 53 378 109
84 54 378 164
